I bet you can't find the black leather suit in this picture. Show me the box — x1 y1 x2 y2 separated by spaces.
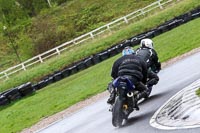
136 47 160 87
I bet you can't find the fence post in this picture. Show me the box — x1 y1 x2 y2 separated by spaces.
73 39 77 44
4 72 9 79
106 25 112 32
22 63 26 70
56 48 61 55
90 32 94 39
140 9 145 16
158 0 163 9
123 17 129 24
39 56 43 63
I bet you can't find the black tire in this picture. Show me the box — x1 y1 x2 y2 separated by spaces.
112 97 124 127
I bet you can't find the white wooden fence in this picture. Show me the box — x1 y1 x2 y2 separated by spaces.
0 0 180 80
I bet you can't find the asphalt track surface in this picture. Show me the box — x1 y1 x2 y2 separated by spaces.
37 52 200 133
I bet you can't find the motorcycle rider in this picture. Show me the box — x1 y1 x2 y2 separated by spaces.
136 38 161 91
107 46 150 110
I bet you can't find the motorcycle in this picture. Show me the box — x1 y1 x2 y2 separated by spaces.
110 76 151 127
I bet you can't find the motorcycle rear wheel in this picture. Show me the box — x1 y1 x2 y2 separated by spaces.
112 97 124 127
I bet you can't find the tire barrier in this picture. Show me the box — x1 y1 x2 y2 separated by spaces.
18 82 34 96
115 43 125 53
84 57 93 67
157 24 170 34
152 28 163 37
1 7 200 107
98 51 110 61
32 83 39 90
76 61 87 71
68 65 78 75
53 71 63 82
0 95 9 106
167 19 184 30
130 37 141 46
107 47 118 57
45 75 54 84
191 11 200 19
0 82 36 106
61 68 71 78
145 30 156 39
92 55 101 64
35 80 48 90
2 88 21 101
122 40 132 48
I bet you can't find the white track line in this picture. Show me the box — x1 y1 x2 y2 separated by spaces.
150 78 200 130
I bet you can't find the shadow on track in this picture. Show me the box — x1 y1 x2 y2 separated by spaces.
139 90 170 106
122 110 155 127
119 91 170 128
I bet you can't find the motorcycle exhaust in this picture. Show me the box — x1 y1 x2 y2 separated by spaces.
127 92 133 97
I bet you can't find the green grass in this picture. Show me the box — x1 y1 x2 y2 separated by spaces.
155 20 200 62
1 0 200 93
197 88 200 96
1 16 200 133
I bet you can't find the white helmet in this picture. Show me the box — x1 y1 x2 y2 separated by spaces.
140 38 154 49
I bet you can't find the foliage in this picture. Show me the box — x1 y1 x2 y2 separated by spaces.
196 88 200 96
16 0 49 17
0 0 28 25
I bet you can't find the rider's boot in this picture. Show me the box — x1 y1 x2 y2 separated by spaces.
143 85 152 99
107 90 116 105
137 91 148 100
133 95 140 111
133 100 140 111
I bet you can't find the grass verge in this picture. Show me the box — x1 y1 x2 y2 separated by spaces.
0 16 200 133
196 88 200 96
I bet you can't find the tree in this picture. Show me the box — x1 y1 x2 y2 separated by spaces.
0 0 28 25
16 0 50 17
3 26 22 63
47 0 52 7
